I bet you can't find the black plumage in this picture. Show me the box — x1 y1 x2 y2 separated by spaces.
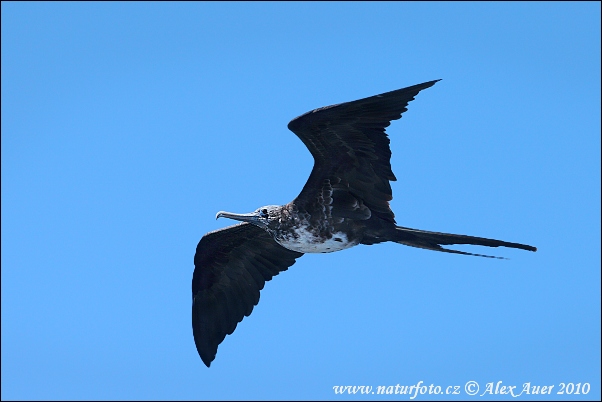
192 80 536 367
192 223 302 366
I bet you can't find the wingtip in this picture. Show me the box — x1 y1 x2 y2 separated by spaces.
424 78 442 87
201 353 214 367
194 334 216 367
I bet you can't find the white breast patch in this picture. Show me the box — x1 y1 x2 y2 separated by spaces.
274 227 358 254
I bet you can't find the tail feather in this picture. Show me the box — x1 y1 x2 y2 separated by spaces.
393 226 537 259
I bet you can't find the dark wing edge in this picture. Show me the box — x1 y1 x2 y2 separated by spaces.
192 222 303 367
287 80 441 223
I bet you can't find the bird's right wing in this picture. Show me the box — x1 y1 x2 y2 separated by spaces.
192 222 303 367
288 80 440 224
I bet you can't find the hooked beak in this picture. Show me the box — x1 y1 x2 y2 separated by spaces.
216 210 261 224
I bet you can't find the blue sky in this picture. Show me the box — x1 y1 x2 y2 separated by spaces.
1 2 600 400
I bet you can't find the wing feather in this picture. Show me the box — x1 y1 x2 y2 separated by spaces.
192 222 303 367
288 80 441 223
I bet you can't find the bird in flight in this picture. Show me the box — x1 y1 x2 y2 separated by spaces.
192 80 536 367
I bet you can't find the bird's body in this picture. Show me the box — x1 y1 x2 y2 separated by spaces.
192 80 536 367
270 212 358 254
228 203 364 254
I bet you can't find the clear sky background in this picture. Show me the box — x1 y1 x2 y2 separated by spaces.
2 2 600 400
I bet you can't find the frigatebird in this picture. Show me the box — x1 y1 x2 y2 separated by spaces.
192 80 536 367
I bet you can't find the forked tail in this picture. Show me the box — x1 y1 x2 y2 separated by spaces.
392 226 537 259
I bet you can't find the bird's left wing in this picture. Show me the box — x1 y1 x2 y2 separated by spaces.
192 222 303 367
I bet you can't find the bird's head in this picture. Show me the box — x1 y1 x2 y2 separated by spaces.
216 205 281 230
